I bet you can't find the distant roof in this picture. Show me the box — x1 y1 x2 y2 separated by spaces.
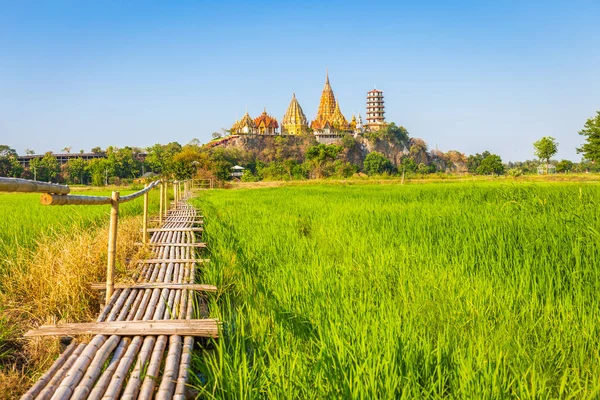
142 171 158 178
231 165 245 170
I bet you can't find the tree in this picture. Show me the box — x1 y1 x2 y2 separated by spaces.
91 147 103 154
212 132 223 140
25 148 35 155
0 145 19 177
533 136 558 174
363 152 393 175
306 144 343 178
65 158 88 184
555 159 574 173
30 152 59 182
476 153 504 175
62 146 72 153
577 111 600 163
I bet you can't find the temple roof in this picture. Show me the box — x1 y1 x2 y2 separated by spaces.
254 108 279 128
239 111 256 129
282 93 308 126
331 100 348 130
311 70 337 128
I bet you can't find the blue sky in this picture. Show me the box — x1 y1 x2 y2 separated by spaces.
1 0 598 161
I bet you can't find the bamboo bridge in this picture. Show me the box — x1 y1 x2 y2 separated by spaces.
0 178 217 399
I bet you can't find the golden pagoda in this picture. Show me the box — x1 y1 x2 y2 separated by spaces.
349 114 357 131
281 93 309 135
331 100 348 130
254 108 279 134
310 70 338 130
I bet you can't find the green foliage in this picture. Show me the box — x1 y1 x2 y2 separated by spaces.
467 151 505 175
241 170 259 182
65 158 89 184
533 137 558 174
364 123 410 145
507 168 523 177
363 151 393 175
30 152 60 182
306 144 343 178
0 145 20 177
192 183 600 398
577 111 600 162
555 159 574 173
477 153 504 175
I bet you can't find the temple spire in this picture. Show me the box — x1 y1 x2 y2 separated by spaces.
326 67 329 84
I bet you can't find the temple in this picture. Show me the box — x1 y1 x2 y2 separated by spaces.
254 109 279 135
228 70 387 142
281 93 309 135
232 109 279 135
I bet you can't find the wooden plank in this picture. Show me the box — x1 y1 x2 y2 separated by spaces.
135 242 207 248
143 228 203 232
25 319 219 338
89 283 217 292
136 258 210 264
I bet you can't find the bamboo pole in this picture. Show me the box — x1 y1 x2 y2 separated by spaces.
0 177 70 194
106 191 119 304
163 181 168 218
159 181 164 225
142 183 149 244
40 194 112 206
19 341 79 400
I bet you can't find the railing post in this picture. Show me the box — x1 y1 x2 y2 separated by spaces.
106 191 120 304
164 181 169 218
159 181 164 225
143 183 149 244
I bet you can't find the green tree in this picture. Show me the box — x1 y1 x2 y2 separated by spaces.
533 136 558 174
306 144 343 178
87 158 113 186
555 159 574 173
30 152 60 182
577 111 600 163
363 152 393 175
0 145 20 177
65 158 89 184
476 153 504 175
146 142 182 176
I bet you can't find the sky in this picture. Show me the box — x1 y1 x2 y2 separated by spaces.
1 1 599 162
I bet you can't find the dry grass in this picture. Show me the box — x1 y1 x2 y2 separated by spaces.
0 215 147 398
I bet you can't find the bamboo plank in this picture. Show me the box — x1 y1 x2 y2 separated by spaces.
25 320 219 338
89 283 217 292
136 258 209 264
134 242 207 248
143 228 203 232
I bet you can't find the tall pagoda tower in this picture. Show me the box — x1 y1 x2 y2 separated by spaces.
281 93 308 135
366 88 385 131
311 70 337 130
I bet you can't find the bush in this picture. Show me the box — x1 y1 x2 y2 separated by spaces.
363 152 394 176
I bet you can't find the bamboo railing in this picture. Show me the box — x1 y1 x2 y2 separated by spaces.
1 177 213 399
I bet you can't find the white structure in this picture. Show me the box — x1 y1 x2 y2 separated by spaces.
230 165 245 178
366 88 385 131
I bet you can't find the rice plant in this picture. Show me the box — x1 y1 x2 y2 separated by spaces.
191 182 600 398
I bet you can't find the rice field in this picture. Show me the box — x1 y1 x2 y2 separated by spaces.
192 182 600 398
0 187 162 371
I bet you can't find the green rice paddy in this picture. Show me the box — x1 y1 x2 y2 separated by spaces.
193 182 600 398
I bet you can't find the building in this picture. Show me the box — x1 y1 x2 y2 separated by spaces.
311 71 340 131
254 109 279 135
366 88 385 131
231 111 257 134
281 93 309 135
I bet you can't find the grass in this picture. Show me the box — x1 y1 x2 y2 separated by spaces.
191 181 600 398
0 186 165 397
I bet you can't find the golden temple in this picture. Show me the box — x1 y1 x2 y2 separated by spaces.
229 70 379 141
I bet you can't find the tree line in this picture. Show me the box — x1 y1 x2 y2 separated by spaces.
0 111 599 184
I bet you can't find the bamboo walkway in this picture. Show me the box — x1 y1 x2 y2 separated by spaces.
21 195 215 400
